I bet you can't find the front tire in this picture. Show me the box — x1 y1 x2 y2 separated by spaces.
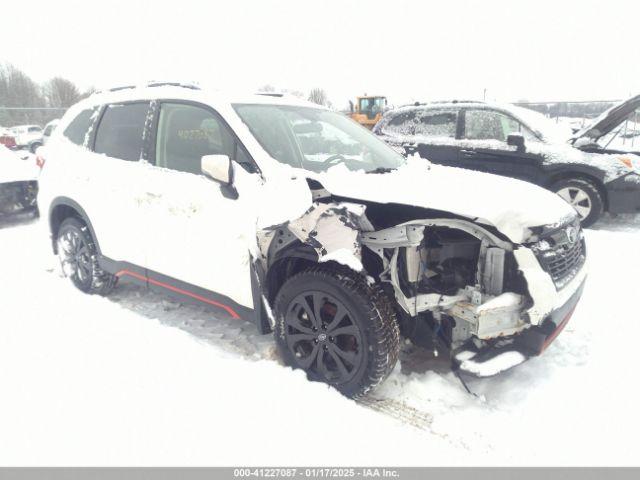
274 265 400 398
57 217 117 295
552 178 603 227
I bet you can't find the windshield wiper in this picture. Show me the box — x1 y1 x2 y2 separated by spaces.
365 167 397 174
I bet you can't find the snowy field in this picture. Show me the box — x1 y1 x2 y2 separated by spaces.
1 212 639 466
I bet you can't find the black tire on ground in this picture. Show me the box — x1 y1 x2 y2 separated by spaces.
551 177 604 228
29 142 42 154
57 217 117 295
274 265 400 398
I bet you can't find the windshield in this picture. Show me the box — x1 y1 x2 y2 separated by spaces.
233 104 405 173
359 97 385 115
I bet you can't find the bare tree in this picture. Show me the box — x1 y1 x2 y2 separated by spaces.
308 88 329 107
258 84 276 93
282 88 305 99
0 63 46 125
43 77 81 109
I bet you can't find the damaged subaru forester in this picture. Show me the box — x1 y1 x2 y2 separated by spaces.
38 83 587 397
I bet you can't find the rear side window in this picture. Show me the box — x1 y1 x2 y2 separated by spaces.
28 126 42 133
94 102 150 161
63 109 95 146
382 110 418 135
382 109 457 138
413 111 457 137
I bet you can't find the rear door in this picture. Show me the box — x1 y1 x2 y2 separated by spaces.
412 109 461 166
81 101 153 266
458 108 545 184
381 108 461 165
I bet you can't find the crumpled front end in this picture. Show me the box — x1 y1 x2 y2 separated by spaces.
256 181 587 378
359 215 587 377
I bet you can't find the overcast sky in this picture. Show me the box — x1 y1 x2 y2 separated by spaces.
2 0 637 108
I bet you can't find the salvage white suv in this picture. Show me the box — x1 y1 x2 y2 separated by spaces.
38 83 587 397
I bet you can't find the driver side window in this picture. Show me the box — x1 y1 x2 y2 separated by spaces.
155 103 236 175
464 110 535 142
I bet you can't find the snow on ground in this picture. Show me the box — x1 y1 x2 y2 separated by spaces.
0 146 38 183
0 214 639 465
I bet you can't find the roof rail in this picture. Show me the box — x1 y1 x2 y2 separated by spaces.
108 85 136 92
97 81 201 95
256 92 284 97
147 81 200 90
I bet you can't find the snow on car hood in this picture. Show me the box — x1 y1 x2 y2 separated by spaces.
0 146 38 183
312 157 577 244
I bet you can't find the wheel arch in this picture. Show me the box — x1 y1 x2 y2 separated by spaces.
48 197 100 254
546 169 609 211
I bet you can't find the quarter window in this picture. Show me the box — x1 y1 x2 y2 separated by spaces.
94 102 150 161
155 103 235 175
383 109 457 138
382 110 418 136
63 109 95 146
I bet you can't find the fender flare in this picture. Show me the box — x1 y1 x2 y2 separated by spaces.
48 197 101 254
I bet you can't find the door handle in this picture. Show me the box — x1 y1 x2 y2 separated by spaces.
460 149 477 158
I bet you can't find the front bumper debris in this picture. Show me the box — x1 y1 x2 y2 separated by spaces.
453 277 586 377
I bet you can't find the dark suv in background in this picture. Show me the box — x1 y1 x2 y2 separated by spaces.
373 97 640 227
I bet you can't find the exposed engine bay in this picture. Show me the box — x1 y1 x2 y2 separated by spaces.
0 181 38 216
359 219 529 352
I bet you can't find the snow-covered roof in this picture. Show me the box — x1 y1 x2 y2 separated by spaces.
79 83 320 111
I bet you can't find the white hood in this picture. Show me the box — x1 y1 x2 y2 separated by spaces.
313 158 577 244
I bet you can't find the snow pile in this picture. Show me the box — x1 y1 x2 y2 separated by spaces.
0 222 443 466
0 145 38 183
2 214 640 466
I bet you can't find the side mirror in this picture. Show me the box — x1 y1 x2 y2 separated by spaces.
201 154 238 199
202 154 232 185
507 133 526 152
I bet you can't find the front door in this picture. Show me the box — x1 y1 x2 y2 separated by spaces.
457 108 544 184
140 101 259 311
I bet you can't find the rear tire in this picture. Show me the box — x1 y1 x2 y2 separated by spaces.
274 265 400 398
57 217 117 295
551 178 603 227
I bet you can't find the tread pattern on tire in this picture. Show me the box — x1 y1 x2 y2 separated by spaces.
274 264 400 398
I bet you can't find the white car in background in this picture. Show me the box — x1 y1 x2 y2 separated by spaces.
11 124 44 153
42 119 60 145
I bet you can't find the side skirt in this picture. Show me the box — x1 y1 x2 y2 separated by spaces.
98 256 257 324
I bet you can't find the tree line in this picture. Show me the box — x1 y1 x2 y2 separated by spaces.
0 63 94 127
259 84 332 108
515 100 616 119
